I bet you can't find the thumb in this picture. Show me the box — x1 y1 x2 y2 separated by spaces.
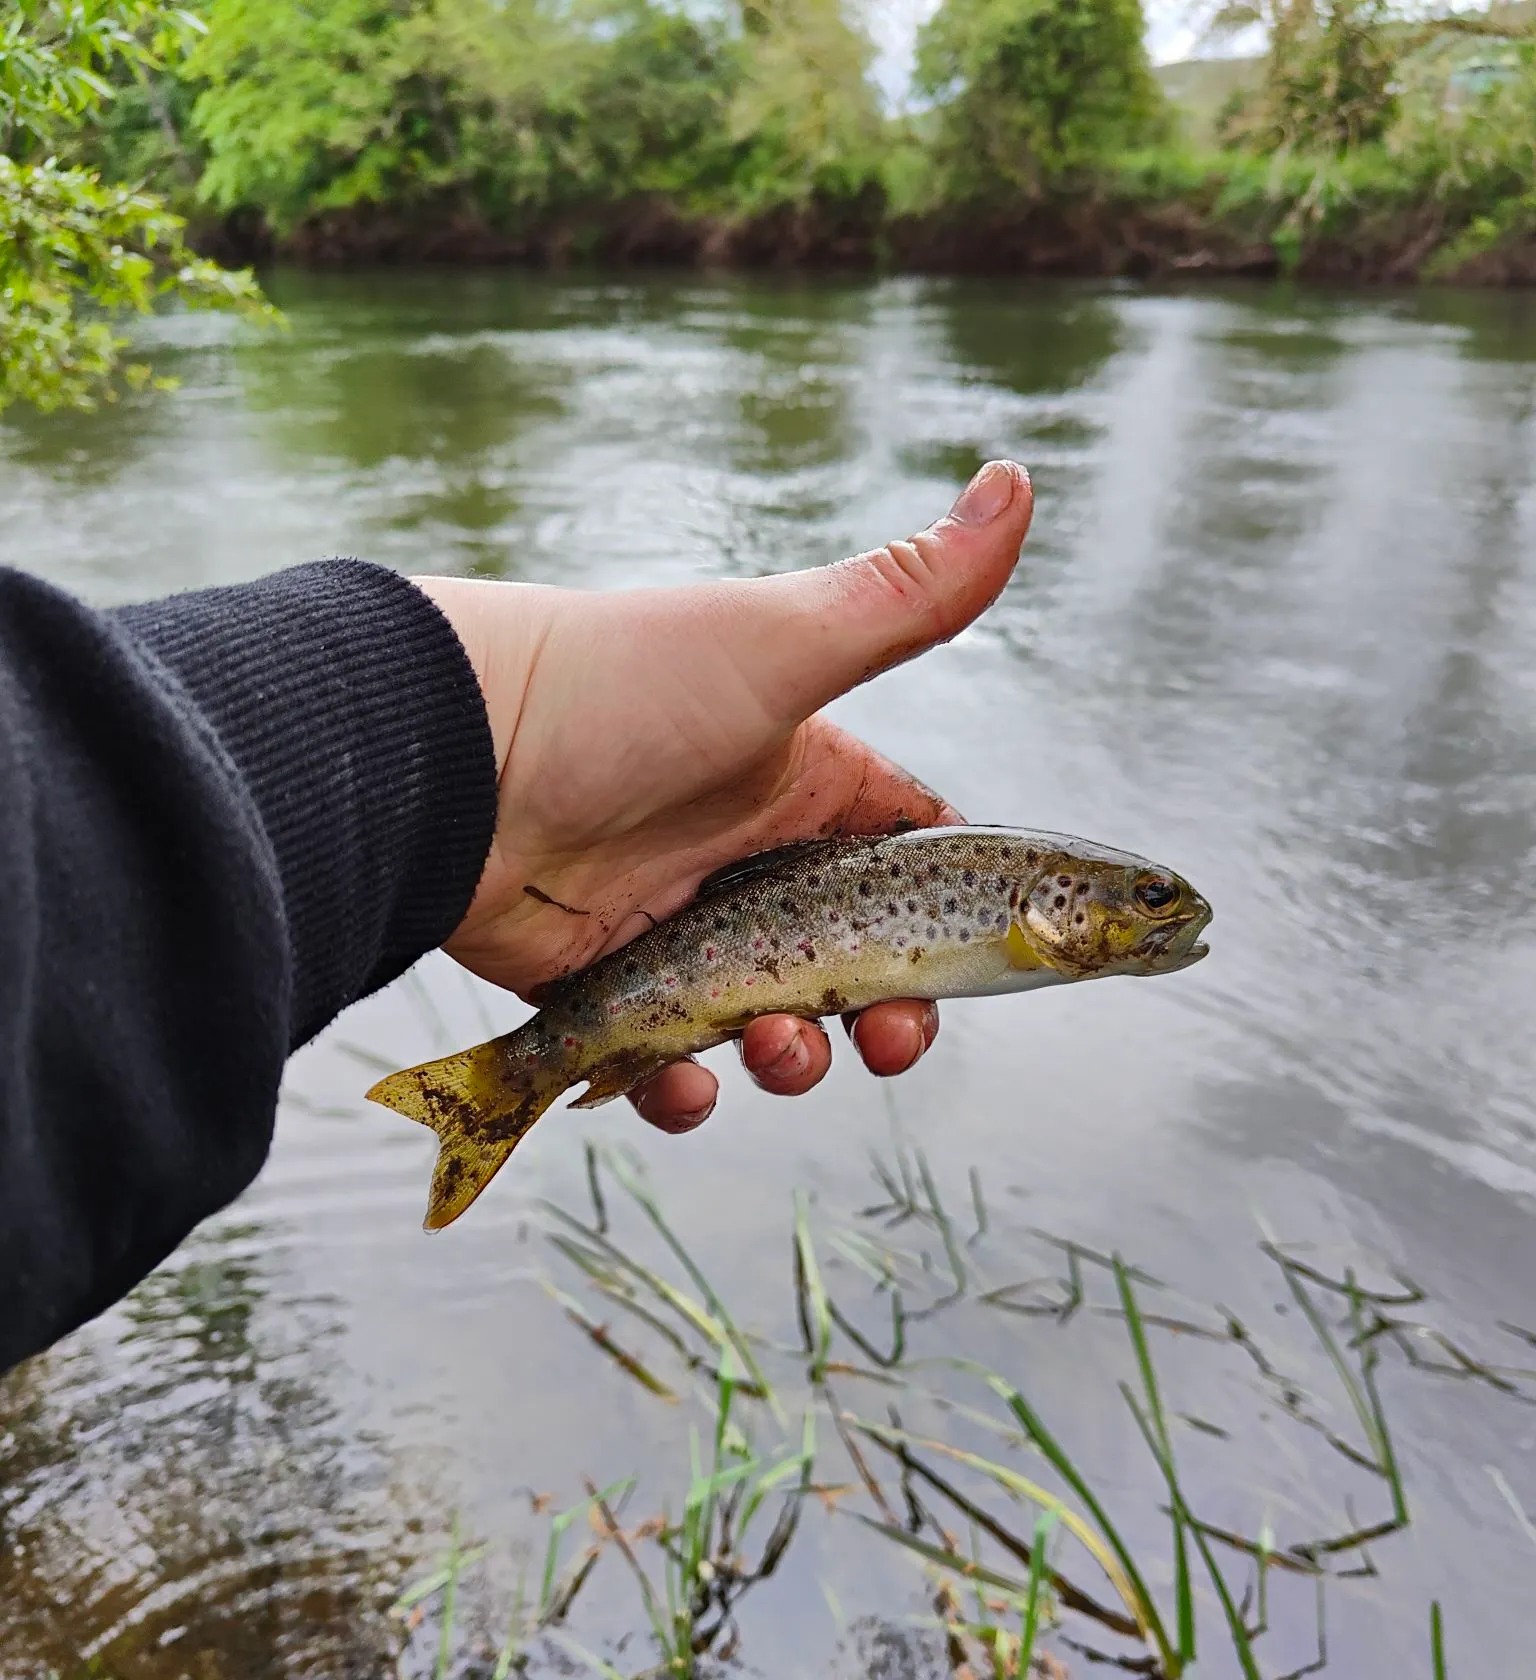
713 460 1033 728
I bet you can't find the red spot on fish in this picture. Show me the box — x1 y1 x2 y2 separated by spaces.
608 1002 622 1016
798 939 814 956
711 987 720 997
563 1035 578 1048
744 976 755 987
752 936 765 951
705 945 716 960
664 975 677 988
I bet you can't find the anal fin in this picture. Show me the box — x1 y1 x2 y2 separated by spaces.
569 1050 677 1110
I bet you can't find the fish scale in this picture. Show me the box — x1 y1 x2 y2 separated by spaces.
367 825 1212 1231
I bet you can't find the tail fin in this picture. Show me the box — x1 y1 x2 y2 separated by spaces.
365 1028 573 1231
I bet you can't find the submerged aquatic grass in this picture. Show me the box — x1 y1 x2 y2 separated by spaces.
389 1136 1533 1677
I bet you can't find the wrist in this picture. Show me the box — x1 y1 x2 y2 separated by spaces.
411 575 554 778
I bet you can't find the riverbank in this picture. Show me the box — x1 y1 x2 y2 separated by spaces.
193 180 1536 288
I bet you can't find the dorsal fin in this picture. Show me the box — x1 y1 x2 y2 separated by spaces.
693 838 845 901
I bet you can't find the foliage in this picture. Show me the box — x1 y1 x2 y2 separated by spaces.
913 0 1166 203
726 0 885 210
187 0 456 229
1213 0 1402 153
0 153 270 411
1 0 199 159
0 0 274 415
185 0 882 233
1396 40 1536 272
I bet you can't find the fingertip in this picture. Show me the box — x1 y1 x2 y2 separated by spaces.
741 1015 832 1096
849 1000 938 1077
631 1060 717 1134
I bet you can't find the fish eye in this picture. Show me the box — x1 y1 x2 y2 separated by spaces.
1134 874 1181 914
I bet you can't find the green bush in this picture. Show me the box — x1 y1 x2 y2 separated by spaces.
913 0 1167 203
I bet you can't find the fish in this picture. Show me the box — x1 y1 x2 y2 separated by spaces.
366 826 1212 1231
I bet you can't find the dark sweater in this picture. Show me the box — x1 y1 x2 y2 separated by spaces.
0 560 498 1373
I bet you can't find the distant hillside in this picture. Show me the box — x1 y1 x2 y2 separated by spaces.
1154 56 1261 146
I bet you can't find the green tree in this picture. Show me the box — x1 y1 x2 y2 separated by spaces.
188 0 466 230
1 0 274 413
186 0 880 235
914 0 1165 203
725 0 885 209
1214 0 1400 152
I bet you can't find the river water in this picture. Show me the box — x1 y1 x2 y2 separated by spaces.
2 272 1535 1678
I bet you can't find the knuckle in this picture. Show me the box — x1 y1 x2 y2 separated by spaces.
856 538 943 612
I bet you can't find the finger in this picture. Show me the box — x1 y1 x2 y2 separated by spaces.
629 1059 718 1134
844 999 940 1077
740 1015 833 1096
711 460 1033 727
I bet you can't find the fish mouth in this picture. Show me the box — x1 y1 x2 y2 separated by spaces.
1138 905 1212 971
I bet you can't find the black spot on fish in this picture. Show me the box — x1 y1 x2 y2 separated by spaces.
906 898 918 913
995 913 1008 932
887 901 899 916
1054 894 1067 909
781 896 797 914
715 917 729 932
962 870 976 888
808 873 822 888
889 862 902 878
1075 913 1086 925
1058 875 1072 888
1024 850 1038 866
927 924 938 941
959 928 970 943
996 875 1008 892
1075 881 1091 895
944 896 958 914
858 881 873 897
624 960 638 975
820 986 847 1013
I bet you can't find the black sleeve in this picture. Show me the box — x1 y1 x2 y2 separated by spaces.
0 559 497 1373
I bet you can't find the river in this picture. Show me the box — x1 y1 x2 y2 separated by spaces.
2 272 1534 1678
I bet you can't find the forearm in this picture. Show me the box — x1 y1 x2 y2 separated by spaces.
0 561 496 1371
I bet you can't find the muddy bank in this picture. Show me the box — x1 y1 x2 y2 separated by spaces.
192 191 1536 287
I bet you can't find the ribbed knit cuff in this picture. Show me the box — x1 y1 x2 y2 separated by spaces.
113 560 498 1045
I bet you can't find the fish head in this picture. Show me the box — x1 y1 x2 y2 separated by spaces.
1013 845 1212 980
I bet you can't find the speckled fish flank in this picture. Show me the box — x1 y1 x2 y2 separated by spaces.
365 826 1212 1231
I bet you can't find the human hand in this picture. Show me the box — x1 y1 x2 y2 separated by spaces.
415 460 1033 1133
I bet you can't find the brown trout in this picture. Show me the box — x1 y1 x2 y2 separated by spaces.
367 826 1211 1230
